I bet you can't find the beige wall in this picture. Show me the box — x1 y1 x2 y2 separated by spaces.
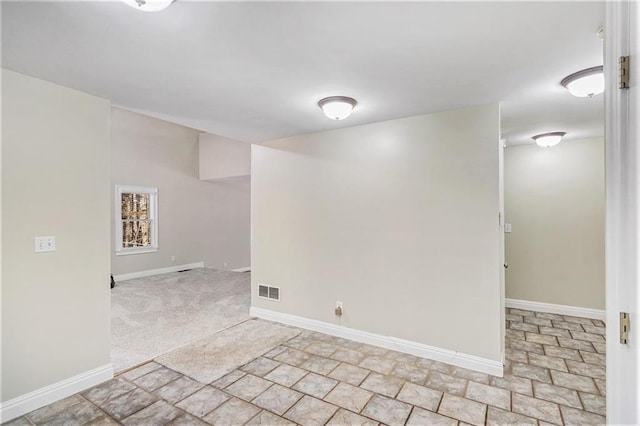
252 104 503 362
1 70 111 401
111 108 250 275
505 137 605 309
199 133 251 180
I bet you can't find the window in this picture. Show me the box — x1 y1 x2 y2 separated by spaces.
115 185 158 255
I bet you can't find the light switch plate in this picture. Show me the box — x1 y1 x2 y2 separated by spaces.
505 223 512 233
35 236 56 253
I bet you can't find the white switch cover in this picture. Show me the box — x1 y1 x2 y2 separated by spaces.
35 236 56 253
505 224 512 233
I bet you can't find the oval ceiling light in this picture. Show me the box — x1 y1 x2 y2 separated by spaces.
318 96 357 120
561 66 604 97
120 0 175 12
532 131 566 148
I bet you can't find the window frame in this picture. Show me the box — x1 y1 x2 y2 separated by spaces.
115 185 158 255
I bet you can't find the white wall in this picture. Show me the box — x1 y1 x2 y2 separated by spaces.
505 137 605 309
252 104 502 363
199 133 251 180
1 70 111 401
111 108 250 275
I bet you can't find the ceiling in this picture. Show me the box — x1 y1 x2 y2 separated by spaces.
1 1 604 145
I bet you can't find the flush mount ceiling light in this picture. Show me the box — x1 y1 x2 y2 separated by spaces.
532 131 566 148
318 96 357 120
561 66 604 97
120 0 175 12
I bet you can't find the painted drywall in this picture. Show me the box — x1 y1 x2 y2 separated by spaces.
199 133 251 180
252 104 502 362
505 137 605 309
111 108 250 275
1 70 111 401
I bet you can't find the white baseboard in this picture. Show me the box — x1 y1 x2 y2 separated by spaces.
113 262 205 282
250 307 503 377
0 363 113 423
231 267 251 272
506 298 606 321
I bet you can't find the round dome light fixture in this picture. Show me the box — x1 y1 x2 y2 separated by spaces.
120 0 175 12
561 66 604 97
318 96 357 120
532 131 566 148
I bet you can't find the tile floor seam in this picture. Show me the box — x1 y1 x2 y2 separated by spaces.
433 387 445 414
77 393 123 425
124 395 199 424
323 408 340 425
242 406 263 425
358 370 373 388
157 385 201 407
437 405 471 425
462 374 470 398
108 392 157 422
558 401 567 426
289 370 312 390
403 404 415 426
325 395 379 425
147 372 184 393
98 387 154 422
359 391 376 415
484 397 489 425
576 390 605 416
518 379 603 402
325 362 341 378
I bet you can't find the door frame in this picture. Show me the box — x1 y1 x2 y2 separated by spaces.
498 136 506 366
604 0 639 423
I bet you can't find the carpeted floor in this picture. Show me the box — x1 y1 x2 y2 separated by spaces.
111 268 251 372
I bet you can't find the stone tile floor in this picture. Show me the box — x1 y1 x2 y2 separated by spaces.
5 308 606 425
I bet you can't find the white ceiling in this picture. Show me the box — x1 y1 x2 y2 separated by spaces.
1 1 604 144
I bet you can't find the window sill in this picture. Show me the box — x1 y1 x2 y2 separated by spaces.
115 248 158 256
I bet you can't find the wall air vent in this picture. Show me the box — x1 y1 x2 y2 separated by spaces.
258 284 280 301
258 285 268 298
268 287 279 300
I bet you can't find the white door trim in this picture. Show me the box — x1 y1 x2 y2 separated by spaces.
498 136 506 365
604 0 639 423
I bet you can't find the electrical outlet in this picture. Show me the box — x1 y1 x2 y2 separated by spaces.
170 255 176 262
223 261 228 269
335 301 343 316
35 236 56 253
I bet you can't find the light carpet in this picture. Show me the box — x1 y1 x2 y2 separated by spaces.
156 318 301 383
111 268 250 372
